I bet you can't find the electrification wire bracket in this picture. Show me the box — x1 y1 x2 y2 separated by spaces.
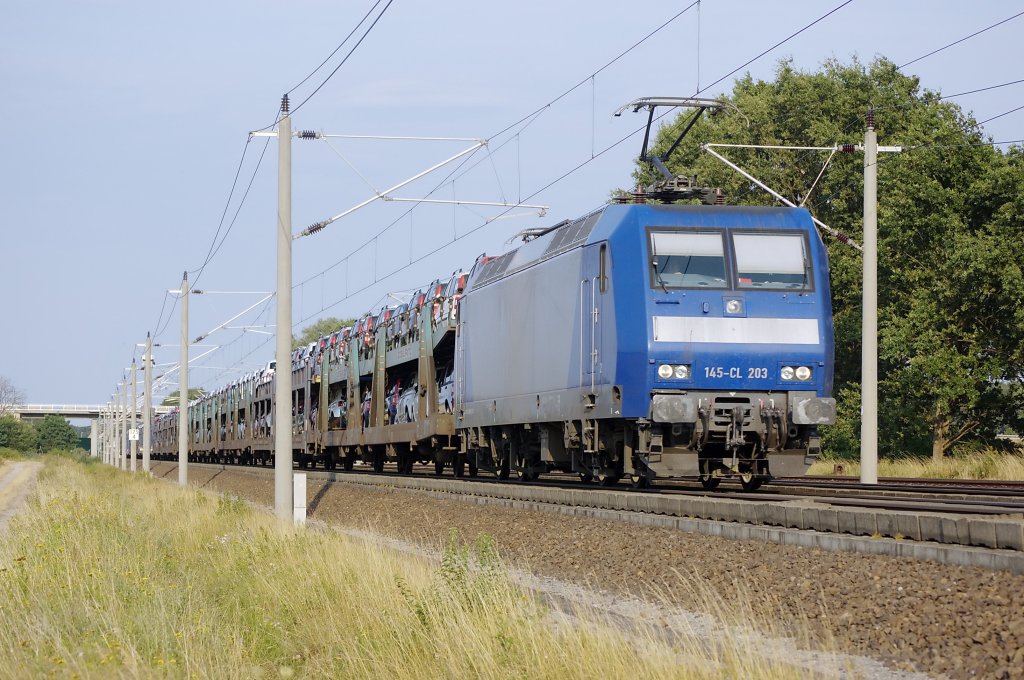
701 142 907 252
252 130 550 238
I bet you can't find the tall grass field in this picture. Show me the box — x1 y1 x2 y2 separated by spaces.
0 455 849 679
810 449 1024 479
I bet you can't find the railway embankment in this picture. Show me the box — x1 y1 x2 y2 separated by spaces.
149 461 1024 679
3 455 894 679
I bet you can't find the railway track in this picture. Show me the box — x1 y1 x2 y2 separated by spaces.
780 474 1024 497
154 459 1024 574
169 455 1024 511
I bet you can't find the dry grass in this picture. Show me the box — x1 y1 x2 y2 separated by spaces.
0 447 25 461
0 455 855 679
810 448 1024 480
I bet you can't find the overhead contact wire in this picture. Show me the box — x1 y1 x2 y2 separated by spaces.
898 10 1024 69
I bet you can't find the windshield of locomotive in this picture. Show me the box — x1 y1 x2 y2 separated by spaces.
732 232 810 290
650 231 728 288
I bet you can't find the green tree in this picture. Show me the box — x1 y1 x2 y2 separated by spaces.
161 388 207 407
641 57 1024 459
35 415 80 452
0 415 38 452
292 317 354 350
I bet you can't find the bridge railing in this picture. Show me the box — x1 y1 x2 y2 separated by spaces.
6 404 176 416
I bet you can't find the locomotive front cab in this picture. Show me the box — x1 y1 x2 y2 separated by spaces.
639 208 836 489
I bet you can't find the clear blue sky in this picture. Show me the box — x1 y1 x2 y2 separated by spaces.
1 0 1020 406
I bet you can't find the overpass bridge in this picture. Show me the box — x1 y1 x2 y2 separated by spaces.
4 404 175 420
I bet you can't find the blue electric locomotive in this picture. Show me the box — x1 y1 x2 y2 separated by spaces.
455 202 835 489
453 97 836 489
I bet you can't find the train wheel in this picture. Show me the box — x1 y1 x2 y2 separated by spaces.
517 466 538 482
739 472 763 492
515 449 538 482
495 453 510 480
597 472 621 486
343 455 354 472
468 453 479 477
699 474 721 490
578 471 594 483
372 450 385 474
699 460 721 490
434 458 444 476
630 474 650 489
452 456 465 478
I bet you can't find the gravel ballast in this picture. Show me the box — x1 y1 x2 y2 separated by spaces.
151 463 1024 679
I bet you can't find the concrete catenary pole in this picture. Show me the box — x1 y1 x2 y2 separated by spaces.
108 401 115 466
113 399 118 466
98 406 105 464
130 359 138 473
118 382 126 470
122 381 129 469
178 271 189 486
143 333 152 473
107 403 114 466
860 110 879 485
274 95 294 521
101 406 108 464
90 420 97 458
112 389 118 468
104 404 110 465
124 381 131 469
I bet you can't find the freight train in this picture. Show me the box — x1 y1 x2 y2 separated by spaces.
152 99 837 490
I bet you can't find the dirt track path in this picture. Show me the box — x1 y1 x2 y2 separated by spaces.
0 461 43 533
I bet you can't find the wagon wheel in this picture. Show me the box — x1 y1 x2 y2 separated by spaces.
698 459 721 490
495 448 510 480
630 474 651 489
515 450 538 482
738 463 764 492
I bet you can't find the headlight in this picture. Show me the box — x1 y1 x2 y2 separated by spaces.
725 299 743 314
795 366 812 381
657 364 691 380
780 366 795 381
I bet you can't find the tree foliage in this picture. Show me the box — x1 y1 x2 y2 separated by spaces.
161 388 207 407
640 57 1024 458
35 415 80 452
292 317 354 350
0 416 38 452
